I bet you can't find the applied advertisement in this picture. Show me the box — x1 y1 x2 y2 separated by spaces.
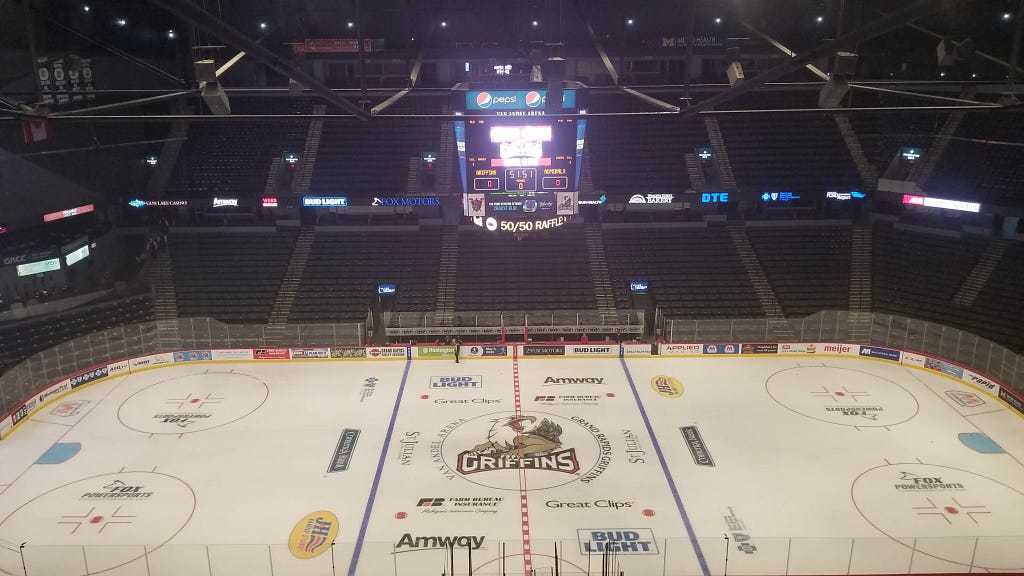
858 346 901 362
291 348 330 359
523 345 566 356
211 349 254 361
253 348 290 360
466 345 508 357
173 350 212 363
702 343 739 355
740 344 778 355
660 343 703 355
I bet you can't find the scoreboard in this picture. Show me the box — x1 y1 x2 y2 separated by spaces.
455 88 586 232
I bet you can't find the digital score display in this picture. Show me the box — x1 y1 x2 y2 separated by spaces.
462 117 581 221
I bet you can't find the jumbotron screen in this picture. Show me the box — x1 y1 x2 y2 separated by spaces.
455 88 585 232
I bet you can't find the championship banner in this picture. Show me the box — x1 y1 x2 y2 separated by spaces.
36 56 54 106
80 57 96 100
52 58 70 106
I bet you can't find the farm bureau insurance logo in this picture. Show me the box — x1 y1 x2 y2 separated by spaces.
288 511 339 559
435 411 607 491
651 375 683 398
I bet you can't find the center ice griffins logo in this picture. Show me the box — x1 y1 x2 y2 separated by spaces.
435 412 608 490
457 415 579 475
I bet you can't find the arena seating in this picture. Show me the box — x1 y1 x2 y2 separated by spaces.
871 223 988 328
167 98 312 198
961 241 1024 351
289 227 442 323
0 294 152 374
925 112 1024 206
455 225 596 311
746 225 852 316
716 95 862 195
585 92 708 195
168 230 298 323
309 101 442 200
602 224 763 318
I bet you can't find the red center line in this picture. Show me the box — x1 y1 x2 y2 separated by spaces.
512 347 533 576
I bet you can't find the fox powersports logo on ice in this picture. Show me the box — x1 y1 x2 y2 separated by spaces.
432 412 610 491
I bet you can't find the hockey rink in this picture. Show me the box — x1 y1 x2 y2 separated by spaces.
1 351 1024 576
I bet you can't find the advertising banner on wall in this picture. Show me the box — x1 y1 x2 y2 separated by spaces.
858 346 901 362
523 345 566 356
130 353 174 370
211 349 255 361
660 343 703 355
365 347 408 359
702 343 739 355
254 348 290 360
173 350 212 363
331 347 366 359
291 348 330 359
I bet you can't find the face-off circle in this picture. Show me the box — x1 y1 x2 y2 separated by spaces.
765 366 919 427
438 411 606 491
851 463 1024 570
0 472 195 575
118 372 269 435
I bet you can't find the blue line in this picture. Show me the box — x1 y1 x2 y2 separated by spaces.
347 358 412 576
618 357 710 576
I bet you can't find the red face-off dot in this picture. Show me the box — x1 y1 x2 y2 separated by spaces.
945 506 959 514
835 392 846 396
642 509 655 517
420 395 429 400
606 393 616 398
190 398 200 403
90 516 104 524
395 512 407 519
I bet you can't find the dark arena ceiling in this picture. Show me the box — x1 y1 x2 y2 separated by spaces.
0 0 1021 214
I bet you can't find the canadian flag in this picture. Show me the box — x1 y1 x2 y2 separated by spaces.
22 118 51 143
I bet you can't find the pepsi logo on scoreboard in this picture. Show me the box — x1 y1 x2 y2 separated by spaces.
466 90 576 111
